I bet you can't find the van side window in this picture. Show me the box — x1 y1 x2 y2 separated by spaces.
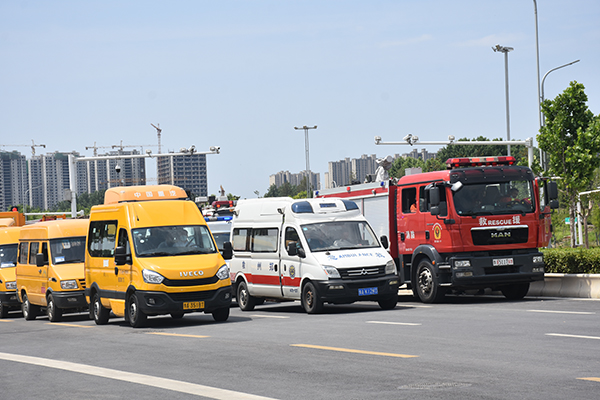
88 221 118 257
19 242 28 264
29 242 39 264
232 228 251 251
251 228 278 253
285 227 302 254
41 242 49 264
402 188 417 213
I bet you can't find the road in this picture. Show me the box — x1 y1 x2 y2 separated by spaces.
1 294 599 400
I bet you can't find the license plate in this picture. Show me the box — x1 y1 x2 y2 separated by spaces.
492 258 514 266
358 287 378 296
183 301 204 310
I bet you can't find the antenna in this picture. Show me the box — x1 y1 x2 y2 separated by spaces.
151 123 162 154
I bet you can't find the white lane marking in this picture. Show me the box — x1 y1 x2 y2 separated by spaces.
0 352 278 400
396 304 432 308
367 321 422 326
528 310 595 315
250 315 290 319
546 333 600 340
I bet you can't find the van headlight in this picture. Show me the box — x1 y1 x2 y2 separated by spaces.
5 281 16 290
385 260 396 275
323 265 341 279
142 269 165 284
216 264 229 280
60 280 78 290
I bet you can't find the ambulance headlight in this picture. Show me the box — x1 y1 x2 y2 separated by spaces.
60 280 78 290
5 281 16 290
216 264 229 280
323 265 341 279
142 269 165 284
385 260 396 275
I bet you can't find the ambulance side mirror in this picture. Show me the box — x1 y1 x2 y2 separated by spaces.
380 235 389 249
287 242 305 258
222 242 233 260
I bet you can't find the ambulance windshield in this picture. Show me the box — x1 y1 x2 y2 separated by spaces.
301 221 380 252
452 180 535 216
132 225 218 257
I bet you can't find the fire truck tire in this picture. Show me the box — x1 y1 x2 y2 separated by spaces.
128 292 147 328
92 292 110 325
212 307 230 322
500 283 530 300
302 281 323 314
22 293 39 320
415 260 446 303
237 281 256 311
47 293 63 322
378 294 398 310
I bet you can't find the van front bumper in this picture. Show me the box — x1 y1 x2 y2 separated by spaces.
314 276 400 304
135 286 232 316
51 290 88 309
0 291 19 307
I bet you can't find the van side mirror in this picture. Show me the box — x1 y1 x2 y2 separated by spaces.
380 235 389 249
36 253 46 267
222 241 233 260
114 246 130 266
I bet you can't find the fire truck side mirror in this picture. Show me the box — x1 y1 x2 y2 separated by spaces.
547 181 558 200
380 235 389 249
429 187 440 206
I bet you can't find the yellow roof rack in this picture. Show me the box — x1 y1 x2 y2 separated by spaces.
104 185 188 205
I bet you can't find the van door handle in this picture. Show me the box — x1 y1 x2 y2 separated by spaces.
114 267 119 275
39 269 42 274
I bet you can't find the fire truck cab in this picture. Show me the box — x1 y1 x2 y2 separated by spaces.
317 156 558 303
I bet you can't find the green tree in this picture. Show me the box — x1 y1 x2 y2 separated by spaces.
435 136 529 165
389 156 425 179
538 81 600 248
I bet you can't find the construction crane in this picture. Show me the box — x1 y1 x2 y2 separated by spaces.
0 140 46 156
85 142 114 156
151 123 162 154
111 140 158 153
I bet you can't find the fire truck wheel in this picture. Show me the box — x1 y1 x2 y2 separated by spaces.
47 293 63 322
416 260 446 303
302 281 323 314
500 283 530 300
237 281 256 311
22 293 39 320
128 292 147 328
378 294 398 310
92 292 110 325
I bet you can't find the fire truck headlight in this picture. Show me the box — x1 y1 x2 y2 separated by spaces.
533 256 543 264
60 280 78 290
454 260 471 268
385 260 396 275
216 264 230 280
323 266 341 279
142 269 165 284
5 281 16 290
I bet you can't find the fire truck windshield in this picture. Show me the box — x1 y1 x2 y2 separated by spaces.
301 221 380 252
452 181 535 216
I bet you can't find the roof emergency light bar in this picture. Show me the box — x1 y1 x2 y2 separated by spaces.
446 156 516 169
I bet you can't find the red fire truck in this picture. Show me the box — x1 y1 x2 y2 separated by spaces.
316 156 558 303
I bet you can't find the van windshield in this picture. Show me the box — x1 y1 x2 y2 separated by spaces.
301 221 380 252
452 181 535 216
132 225 218 257
50 237 86 265
0 244 18 268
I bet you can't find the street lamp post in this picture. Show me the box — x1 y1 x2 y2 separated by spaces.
493 44 514 156
294 125 317 198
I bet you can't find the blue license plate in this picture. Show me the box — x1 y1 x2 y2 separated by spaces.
358 287 378 296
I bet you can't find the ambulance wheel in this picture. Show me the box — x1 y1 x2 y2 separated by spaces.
302 281 323 314
92 292 110 325
212 307 230 322
378 294 398 310
415 260 445 303
0 300 9 318
22 293 39 320
47 293 63 322
128 292 147 328
501 283 530 300
237 281 256 311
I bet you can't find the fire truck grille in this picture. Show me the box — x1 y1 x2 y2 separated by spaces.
472 227 529 246
340 266 386 280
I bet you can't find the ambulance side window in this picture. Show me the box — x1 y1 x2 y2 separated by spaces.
285 227 302 254
402 188 417 213
232 228 251 251
88 221 118 258
251 228 278 253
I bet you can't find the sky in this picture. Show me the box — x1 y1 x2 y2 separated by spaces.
1 0 599 199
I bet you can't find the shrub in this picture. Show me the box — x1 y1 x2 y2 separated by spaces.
542 248 600 274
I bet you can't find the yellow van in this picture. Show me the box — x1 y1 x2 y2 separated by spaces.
16 219 89 322
85 185 232 328
0 226 21 318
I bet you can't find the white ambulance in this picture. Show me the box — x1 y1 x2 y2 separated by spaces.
223 197 401 313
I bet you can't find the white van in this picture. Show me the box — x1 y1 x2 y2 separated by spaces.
224 197 400 313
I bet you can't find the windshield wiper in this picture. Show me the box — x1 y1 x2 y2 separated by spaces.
139 251 172 257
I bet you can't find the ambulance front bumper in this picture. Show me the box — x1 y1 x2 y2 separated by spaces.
135 286 232 315
314 275 400 304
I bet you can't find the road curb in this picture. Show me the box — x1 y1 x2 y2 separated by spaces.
528 273 600 299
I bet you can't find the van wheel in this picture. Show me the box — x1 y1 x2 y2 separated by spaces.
0 300 9 318
302 281 323 314
47 294 63 322
378 294 398 310
212 307 230 322
22 293 39 320
92 292 110 325
415 260 446 303
237 281 255 311
501 283 530 300
128 293 147 328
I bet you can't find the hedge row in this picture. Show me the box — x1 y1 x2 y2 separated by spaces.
542 248 600 274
